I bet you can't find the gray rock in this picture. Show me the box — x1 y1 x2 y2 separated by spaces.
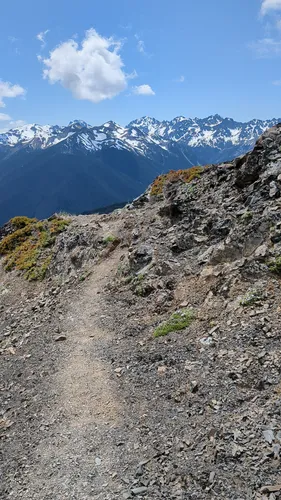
131 486 148 496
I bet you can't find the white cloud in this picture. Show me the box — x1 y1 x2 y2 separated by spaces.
9 119 26 128
137 40 145 54
0 113 12 121
175 75 185 83
0 113 12 122
273 79 281 84
261 0 281 15
36 30 50 48
119 23 132 31
127 69 138 80
134 33 152 57
0 117 26 133
249 37 281 56
41 28 128 104
8 36 18 43
133 84 155 96
0 80 26 108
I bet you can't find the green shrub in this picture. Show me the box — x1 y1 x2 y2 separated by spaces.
154 308 195 338
0 216 70 281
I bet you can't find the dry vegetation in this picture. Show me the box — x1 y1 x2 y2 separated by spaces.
0 215 70 280
150 166 203 196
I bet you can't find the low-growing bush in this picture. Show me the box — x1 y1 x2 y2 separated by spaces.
0 216 70 281
151 167 203 197
10 216 38 229
154 308 195 338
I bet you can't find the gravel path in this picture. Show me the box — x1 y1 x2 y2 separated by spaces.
13 249 132 500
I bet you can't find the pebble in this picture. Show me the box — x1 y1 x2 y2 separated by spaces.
131 486 148 496
55 335 67 341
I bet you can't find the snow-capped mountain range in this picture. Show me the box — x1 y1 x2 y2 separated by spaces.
0 114 280 225
128 115 281 163
1 114 280 164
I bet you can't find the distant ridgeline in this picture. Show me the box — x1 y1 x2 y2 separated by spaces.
0 115 279 224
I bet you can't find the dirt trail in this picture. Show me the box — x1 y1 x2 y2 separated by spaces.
20 248 128 500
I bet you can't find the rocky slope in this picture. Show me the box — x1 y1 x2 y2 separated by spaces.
1 125 281 499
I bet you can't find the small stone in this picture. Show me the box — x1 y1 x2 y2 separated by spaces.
157 366 167 375
135 465 143 477
269 181 280 198
200 336 214 346
95 457 102 466
209 471 215 483
263 429 274 444
190 381 198 393
55 335 67 342
209 325 219 334
131 486 148 496
179 301 188 307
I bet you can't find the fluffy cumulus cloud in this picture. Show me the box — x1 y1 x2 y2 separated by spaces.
0 80 26 108
133 84 155 95
41 28 128 103
261 0 281 15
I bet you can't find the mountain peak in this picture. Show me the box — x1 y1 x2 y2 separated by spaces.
173 116 187 122
68 120 90 129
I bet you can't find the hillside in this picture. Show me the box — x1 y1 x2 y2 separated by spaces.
1 125 281 499
0 115 279 225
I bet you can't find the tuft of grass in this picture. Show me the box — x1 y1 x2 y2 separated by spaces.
103 234 117 245
151 167 203 197
153 308 195 338
0 216 70 281
79 269 92 282
268 255 281 275
240 211 253 223
240 289 264 307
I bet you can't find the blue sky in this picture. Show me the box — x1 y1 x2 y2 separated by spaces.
1 0 281 129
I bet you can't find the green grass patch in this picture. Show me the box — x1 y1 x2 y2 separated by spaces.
153 308 195 338
103 234 117 245
0 215 70 281
268 255 281 275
